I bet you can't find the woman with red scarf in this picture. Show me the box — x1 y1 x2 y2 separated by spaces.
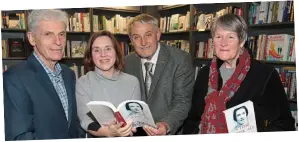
182 14 295 134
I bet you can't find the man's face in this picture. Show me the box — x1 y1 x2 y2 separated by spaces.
128 103 142 113
129 21 161 60
28 20 66 64
236 108 248 125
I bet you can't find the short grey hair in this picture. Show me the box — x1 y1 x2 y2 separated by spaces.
210 14 248 43
28 9 68 32
127 14 159 35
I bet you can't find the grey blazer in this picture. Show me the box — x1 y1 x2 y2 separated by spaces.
124 43 195 134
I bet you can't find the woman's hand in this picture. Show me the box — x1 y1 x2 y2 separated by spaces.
88 120 136 137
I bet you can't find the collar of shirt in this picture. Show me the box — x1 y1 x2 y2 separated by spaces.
33 51 62 77
141 43 160 81
141 43 160 74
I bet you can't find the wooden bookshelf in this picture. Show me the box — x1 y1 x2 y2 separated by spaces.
1 3 296 89
62 57 84 60
288 99 297 103
194 58 296 66
93 7 142 13
1 28 26 32
2 57 27 60
248 22 294 29
161 31 190 35
66 31 91 35
192 30 211 33
259 60 296 66
193 58 212 65
158 4 189 11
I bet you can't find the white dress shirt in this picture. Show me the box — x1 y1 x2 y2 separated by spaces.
141 43 160 81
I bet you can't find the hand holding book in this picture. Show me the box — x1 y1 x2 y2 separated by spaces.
88 119 137 137
87 100 156 129
143 122 169 136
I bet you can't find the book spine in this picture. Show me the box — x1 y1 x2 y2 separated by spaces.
114 112 127 127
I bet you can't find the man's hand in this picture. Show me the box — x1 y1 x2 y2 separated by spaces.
88 120 137 137
143 122 169 136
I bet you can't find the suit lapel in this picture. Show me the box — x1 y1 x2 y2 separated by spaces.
148 45 168 100
28 55 67 122
61 67 73 129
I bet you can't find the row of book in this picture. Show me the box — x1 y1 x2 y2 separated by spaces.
194 6 242 31
119 41 135 57
159 12 191 33
2 38 135 58
62 12 136 34
67 12 90 32
2 39 25 58
195 38 213 59
1 12 26 29
249 1 294 25
63 40 135 58
248 34 295 62
276 67 297 102
69 63 85 80
1 10 135 34
160 40 190 53
64 40 87 58
195 33 295 62
2 38 191 59
94 15 134 34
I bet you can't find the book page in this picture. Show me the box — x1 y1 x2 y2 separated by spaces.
86 101 117 126
223 100 257 133
117 100 156 128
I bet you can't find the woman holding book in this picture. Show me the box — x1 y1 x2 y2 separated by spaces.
76 30 141 137
182 14 295 134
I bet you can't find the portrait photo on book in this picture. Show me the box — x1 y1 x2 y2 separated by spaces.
223 100 258 133
87 100 156 129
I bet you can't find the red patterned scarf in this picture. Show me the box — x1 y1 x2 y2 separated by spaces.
200 48 251 134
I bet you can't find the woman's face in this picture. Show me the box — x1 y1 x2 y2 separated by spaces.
91 36 116 75
128 103 142 113
213 26 244 64
236 108 248 125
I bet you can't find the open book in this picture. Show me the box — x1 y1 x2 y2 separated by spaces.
87 100 156 128
223 100 257 133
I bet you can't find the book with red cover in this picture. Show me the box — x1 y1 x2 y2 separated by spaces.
8 38 25 57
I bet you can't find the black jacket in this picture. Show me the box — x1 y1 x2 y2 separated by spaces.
182 59 295 134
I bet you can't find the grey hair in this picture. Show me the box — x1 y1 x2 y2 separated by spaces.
210 14 248 43
127 14 159 35
28 9 68 32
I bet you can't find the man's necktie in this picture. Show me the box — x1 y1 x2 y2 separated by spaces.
144 62 154 96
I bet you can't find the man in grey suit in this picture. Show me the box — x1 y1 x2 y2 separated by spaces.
124 14 195 136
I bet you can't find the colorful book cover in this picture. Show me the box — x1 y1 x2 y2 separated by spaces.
266 34 294 61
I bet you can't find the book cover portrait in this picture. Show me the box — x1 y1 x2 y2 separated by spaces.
223 100 258 133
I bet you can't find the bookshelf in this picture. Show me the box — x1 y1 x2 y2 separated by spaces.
156 1 296 130
248 21 294 28
1 28 26 32
1 6 142 75
1 2 296 103
1 0 297 132
154 1 296 116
